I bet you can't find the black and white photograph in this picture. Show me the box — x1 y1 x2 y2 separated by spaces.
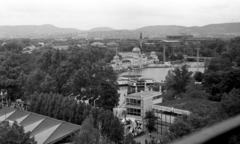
0 0 240 144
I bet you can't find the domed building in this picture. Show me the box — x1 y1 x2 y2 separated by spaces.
111 53 122 70
150 51 159 64
116 46 151 69
131 46 144 68
132 47 141 56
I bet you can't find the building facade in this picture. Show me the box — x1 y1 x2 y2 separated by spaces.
124 91 163 133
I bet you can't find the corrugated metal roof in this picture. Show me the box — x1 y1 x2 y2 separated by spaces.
0 107 81 144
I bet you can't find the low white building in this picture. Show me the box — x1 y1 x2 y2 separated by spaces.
152 98 220 133
150 51 159 64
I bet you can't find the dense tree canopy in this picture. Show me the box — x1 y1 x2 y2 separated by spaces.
0 41 119 108
144 111 157 133
162 37 240 144
164 65 192 98
0 121 37 144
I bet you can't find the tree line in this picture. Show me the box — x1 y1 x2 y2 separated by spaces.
0 40 119 110
0 39 127 143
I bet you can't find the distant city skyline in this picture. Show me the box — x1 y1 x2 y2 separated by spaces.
1 0 240 30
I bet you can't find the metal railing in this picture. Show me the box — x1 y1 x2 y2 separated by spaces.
170 114 240 144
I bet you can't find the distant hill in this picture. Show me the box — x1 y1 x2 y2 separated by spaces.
0 24 81 37
135 25 186 34
0 22 239 38
88 27 115 32
135 23 240 37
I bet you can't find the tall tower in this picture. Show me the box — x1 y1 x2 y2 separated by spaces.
139 33 143 49
197 48 200 72
163 44 166 63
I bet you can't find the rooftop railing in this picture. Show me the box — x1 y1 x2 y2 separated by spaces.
170 114 240 144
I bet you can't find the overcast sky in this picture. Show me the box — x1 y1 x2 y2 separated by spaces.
0 0 240 30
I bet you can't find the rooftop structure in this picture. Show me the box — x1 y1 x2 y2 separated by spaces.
0 107 81 144
126 91 162 99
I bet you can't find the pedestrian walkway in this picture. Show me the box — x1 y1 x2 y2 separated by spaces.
134 132 162 144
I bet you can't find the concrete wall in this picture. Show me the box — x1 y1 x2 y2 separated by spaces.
143 97 153 117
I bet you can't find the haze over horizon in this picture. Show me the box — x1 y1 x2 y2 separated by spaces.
1 0 240 30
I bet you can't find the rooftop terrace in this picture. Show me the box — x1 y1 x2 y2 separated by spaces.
155 98 220 111
126 91 162 99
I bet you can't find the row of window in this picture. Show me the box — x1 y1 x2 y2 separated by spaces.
127 108 142 116
126 98 141 106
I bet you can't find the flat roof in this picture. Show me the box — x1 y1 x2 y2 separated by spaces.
126 91 162 99
154 98 220 111
129 78 146 81
160 40 181 43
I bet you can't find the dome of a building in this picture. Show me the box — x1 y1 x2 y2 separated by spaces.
132 47 141 52
113 55 119 60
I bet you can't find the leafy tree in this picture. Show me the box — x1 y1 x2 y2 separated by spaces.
193 71 203 82
202 71 224 101
155 52 163 62
144 111 157 133
90 107 105 128
0 121 37 144
125 133 139 144
207 57 232 72
109 117 124 143
221 88 240 117
176 52 184 60
203 69 240 101
164 65 192 98
165 101 222 142
168 116 192 139
73 116 100 144
98 81 119 110
169 53 177 61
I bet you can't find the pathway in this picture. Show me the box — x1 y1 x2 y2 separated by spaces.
134 132 162 144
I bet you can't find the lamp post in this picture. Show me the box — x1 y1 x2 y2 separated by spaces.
85 97 94 105
163 44 166 63
94 96 101 107
74 94 81 101
80 95 87 103
68 93 73 97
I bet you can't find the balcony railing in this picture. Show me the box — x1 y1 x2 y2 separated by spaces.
126 103 141 107
170 114 240 144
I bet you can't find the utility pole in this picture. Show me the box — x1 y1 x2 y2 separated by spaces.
163 44 166 63
197 48 200 72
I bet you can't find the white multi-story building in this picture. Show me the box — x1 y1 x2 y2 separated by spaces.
124 91 163 132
